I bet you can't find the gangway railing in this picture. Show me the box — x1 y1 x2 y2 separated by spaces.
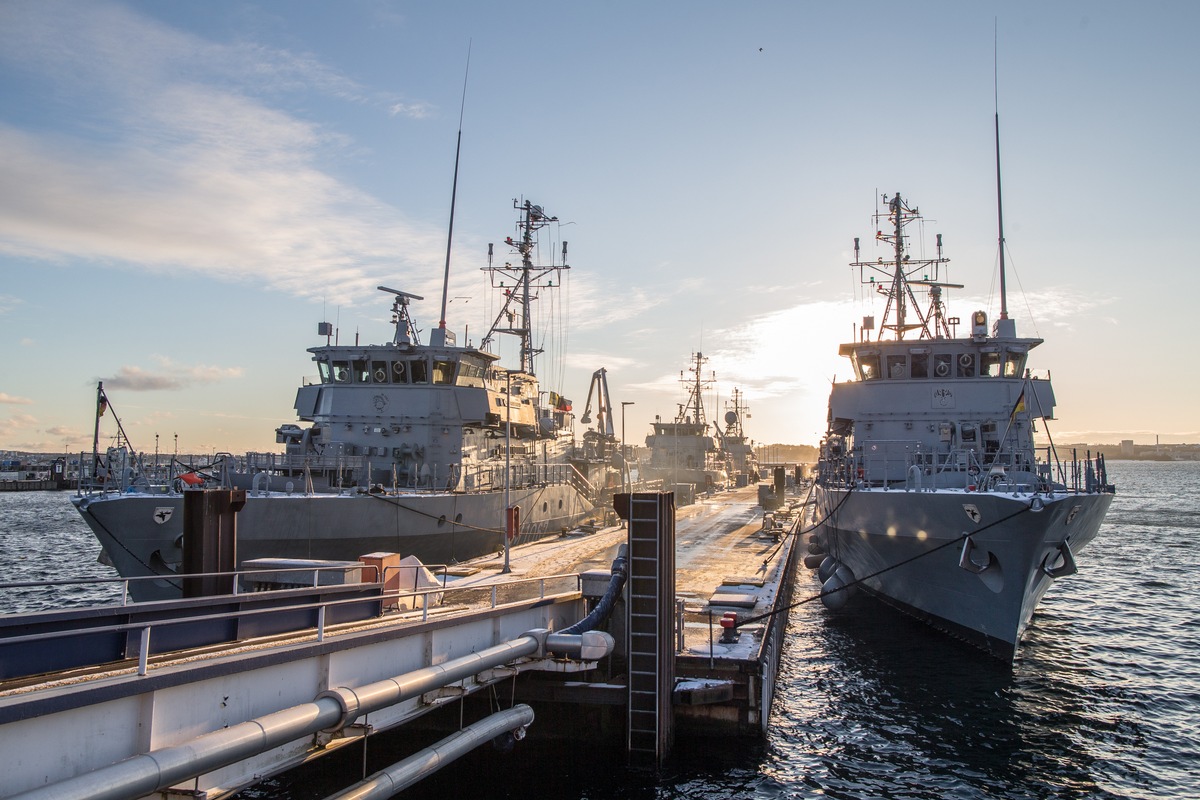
0 567 587 681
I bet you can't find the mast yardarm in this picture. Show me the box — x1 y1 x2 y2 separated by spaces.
851 193 959 341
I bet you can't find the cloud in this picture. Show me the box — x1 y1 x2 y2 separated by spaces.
0 413 38 440
103 361 244 391
0 294 19 315
0 1 444 305
0 392 33 405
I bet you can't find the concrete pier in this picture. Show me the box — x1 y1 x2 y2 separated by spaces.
0 483 803 798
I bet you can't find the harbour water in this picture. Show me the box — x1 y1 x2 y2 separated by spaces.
2 460 1197 799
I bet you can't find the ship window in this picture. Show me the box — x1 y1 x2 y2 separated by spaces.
911 353 929 378
432 359 455 384
317 361 332 384
391 361 408 384
858 354 881 381
372 360 389 384
886 355 907 379
1003 352 1025 377
957 353 976 378
332 361 350 383
456 358 487 387
933 354 953 379
353 359 370 383
982 351 1002 377
410 358 429 384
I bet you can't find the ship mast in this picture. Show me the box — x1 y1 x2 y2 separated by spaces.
432 44 471 348
851 193 954 341
677 352 713 427
481 199 569 376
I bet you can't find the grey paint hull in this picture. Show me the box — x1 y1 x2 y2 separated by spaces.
75 485 593 601
814 486 1113 659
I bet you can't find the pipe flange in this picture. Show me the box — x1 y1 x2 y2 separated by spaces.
316 686 362 733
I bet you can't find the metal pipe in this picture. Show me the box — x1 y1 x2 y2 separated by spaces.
324 705 535 800
7 631 614 800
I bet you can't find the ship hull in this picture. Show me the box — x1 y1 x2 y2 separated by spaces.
813 486 1113 659
75 485 593 601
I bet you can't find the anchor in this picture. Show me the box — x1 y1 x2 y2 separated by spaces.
958 533 994 574
1041 541 1077 578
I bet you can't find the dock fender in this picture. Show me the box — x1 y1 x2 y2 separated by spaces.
818 556 839 583
821 574 849 611
317 686 364 733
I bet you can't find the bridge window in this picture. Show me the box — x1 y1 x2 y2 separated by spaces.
372 360 390 384
957 353 976 378
432 359 455 385
911 353 929 378
317 361 332 383
332 361 350 383
391 360 408 384
886 355 907 379
982 351 1002 377
858 354 880 381
933 354 953 379
352 359 370 383
410 358 429 384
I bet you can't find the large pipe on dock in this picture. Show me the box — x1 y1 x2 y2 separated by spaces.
9 630 612 800
324 704 536 800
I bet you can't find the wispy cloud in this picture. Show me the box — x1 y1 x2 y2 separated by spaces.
102 360 244 392
0 392 33 405
0 1 443 305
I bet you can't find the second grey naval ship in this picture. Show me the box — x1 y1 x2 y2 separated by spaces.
74 200 613 600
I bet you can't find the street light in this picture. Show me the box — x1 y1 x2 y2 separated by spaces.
503 370 514 574
620 401 635 494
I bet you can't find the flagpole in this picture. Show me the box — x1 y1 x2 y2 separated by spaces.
92 381 104 484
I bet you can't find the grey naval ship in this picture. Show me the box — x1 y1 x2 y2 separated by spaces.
811 191 1115 660
643 352 729 496
74 200 614 600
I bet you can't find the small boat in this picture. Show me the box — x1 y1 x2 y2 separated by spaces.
811 177 1115 660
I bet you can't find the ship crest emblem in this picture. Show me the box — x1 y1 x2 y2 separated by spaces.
153 507 174 525
962 504 982 524
1065 505 1081 525
373 394 389 412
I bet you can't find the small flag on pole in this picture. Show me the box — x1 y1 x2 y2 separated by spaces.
1009 388 1026 422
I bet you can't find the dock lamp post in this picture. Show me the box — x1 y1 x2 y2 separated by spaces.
621 401 634 494
503 370 516 575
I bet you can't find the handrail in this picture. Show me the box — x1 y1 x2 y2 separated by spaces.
0 571 585 677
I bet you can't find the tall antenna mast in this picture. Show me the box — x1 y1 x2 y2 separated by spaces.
432 41 471 347
994 23 1009 321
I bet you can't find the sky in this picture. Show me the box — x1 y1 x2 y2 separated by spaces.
1 0 1197 458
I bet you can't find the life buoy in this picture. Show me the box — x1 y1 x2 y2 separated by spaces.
935 362 950 377
959 354 973 368
373 368 387 383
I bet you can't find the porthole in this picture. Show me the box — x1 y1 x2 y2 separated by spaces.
542 501 548 513
558 499 563 510
437 514 447 527
455 513 463 523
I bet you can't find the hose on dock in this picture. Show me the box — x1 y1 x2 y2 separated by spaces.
559 543 628 636
323 704 535 800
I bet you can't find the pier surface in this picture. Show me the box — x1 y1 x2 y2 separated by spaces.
0 483 802 798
